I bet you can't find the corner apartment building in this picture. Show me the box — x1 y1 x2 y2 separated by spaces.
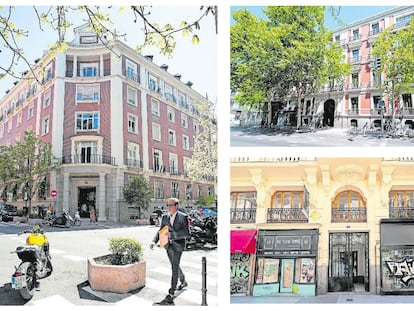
0 24 216 222
231 157 414 297
270 6 414 130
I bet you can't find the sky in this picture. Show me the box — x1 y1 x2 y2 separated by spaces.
230 6 397 30
0 6 218 103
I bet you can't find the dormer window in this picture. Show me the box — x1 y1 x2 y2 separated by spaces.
149 74 158 92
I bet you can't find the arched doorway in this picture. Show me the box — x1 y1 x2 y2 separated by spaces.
323 99 336 127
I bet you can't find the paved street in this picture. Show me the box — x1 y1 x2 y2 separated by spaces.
231 125 414 147
0 221 217 306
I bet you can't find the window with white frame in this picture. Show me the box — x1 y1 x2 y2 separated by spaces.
152 123 161 141
181 113 188 128
76 112 99 131
42 116 50 135
151 98 160 116
28 104 34 119
178 92 185 106
127 142 140 168
80 63 98 77
183 157 190 176
182 135 190 150
43 89 51 108
169 153 178 175
76 84 100 103
148 74 158 92
8 120 12 133
186 183 192 199
153 150 163 172
44 63 52 82
127 86 137 106
126 59 138 82
165 83 173 101
171 181 179 198
128 114 138 134
198 185 203 198
17 112 22 126
208 186 214 197
168 129 176 146
167 106 175 123
154 180 164 199
15 134 20 143
74 141 98 163
0 124 4 138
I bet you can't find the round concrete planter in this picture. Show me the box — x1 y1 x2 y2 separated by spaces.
88 254 146 293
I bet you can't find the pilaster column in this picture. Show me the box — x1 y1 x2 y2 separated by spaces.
62 173 70 212
98 172 107 221
100 54 104 77
73 55 77 77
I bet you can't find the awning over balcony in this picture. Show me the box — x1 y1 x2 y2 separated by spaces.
231 229 257 254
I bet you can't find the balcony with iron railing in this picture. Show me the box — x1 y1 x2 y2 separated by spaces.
65 69 111 78
126 159 143 169
230 208 257 224
389 206 414 219
267 208 309 223
331 206 367 222
61 154 116 166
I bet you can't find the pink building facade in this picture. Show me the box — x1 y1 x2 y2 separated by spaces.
0 24 216 222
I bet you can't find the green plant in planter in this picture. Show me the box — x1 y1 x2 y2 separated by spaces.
108 237 143 265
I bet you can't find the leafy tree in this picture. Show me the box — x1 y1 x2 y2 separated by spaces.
231 6 350 127
123 175 151 219
372 18 414 128
8 130 54 215
186 100 217 184
0 5 218 82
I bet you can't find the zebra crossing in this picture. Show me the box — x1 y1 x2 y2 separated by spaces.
26 248 218 306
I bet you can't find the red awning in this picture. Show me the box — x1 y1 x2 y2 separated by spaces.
231 230 257 254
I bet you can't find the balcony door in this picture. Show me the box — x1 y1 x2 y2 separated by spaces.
75 141 97 164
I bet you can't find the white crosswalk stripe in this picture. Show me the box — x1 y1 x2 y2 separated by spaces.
27 295 74 306
151 266 217 286
145 278 217 305
114 294 153 307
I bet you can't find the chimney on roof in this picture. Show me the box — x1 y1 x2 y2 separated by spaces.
174 73 182 80
13 81 18 85
5 90 10 94
34 58 40 64
186 81 193 88
145 55 153 62
160 64 168 71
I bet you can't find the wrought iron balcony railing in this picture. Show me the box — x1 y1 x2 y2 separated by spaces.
331 207 367 222
230 208 256 224
267 208 308 223
389 206 414 219
61 154 116 166
126 159 143 169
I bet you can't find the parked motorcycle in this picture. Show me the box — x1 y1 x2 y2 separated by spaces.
73 211 81 227
187 215 217 248
11 225 53 300
47 211 74 227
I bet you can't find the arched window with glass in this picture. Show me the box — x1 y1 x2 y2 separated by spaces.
332 190 367 223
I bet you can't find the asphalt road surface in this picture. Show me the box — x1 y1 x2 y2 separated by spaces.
0 221 217 306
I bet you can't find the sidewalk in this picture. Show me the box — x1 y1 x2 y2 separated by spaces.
231 293 414 304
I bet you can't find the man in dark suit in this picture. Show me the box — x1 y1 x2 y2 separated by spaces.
151 197 190 305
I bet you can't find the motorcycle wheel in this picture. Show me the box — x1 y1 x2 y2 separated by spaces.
17 262 36 300
46 258 53 277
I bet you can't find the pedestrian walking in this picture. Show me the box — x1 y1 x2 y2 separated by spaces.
151 197 190 305
90 206 96 223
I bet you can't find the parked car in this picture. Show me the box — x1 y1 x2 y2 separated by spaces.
0 204 18 222
199 206 217 218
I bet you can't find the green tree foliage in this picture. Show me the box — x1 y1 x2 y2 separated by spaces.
1 130 54 214
231 6 350 127
372 18 414 123
122 175 151 219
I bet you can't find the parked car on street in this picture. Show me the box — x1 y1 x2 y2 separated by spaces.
0 203 18 222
